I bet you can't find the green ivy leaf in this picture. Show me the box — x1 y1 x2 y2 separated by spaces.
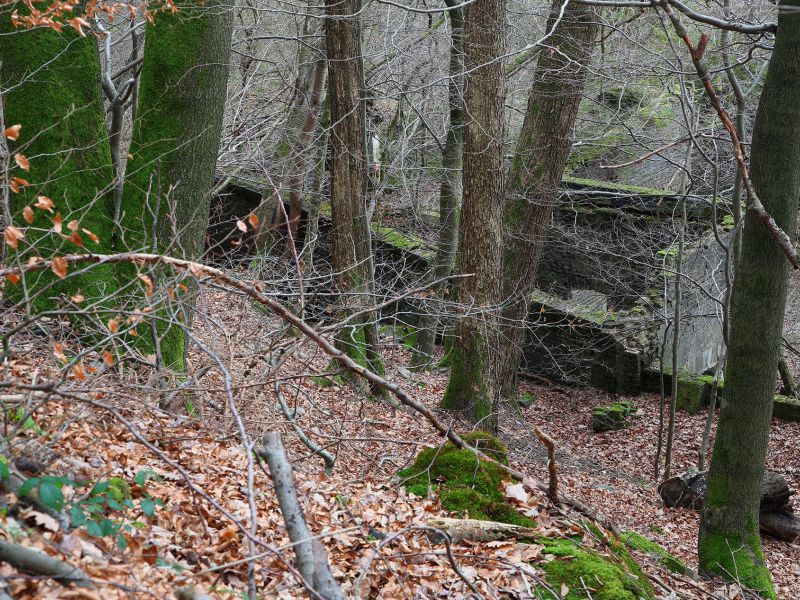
17 477 40 498
91 480 110 495
39 481 64 511
86 521 103 537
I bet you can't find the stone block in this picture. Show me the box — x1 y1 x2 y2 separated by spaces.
773 395 800 422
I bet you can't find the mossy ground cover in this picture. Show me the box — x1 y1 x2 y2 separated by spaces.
398 432 534 527
537 536 654 600
400 434 655 599
620 530 686 574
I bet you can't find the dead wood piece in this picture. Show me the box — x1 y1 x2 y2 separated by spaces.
174 587 213 600
759 511 800 542
258 432 345 600
0 540 92 587
659 470 792 513
659 470 799 541
427 517 537 544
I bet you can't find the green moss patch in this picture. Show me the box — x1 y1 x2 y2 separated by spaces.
591 401 636 432
620 531 686 574
398 433 533 527
538 537 654 599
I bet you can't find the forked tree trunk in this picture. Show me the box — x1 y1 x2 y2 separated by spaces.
442 0 506 430
0 22 116 311
410 0 465 370
496 0 599 400
325 0 383 377
698 3 800 596
120 0 234 369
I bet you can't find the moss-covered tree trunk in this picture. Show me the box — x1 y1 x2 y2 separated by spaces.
497 0 599 400
441 0 506 430
325 0 383 377
698 3 800 596
0 22 115 312
410 0 464 370
120 0 233 369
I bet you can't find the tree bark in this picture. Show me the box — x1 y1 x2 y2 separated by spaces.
120 0 234 369
325 0 383 377
410 0 465 370
442 0 506 430
496 0 599 399
698 3 800 596
0 21 116 311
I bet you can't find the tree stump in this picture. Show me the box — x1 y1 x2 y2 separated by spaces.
658 470 800 541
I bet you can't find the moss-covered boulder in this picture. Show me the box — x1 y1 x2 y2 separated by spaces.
591 401 636 432
620 531 686 574
539 537 654 599
398 432 534 527
773 394 800 422
675 375 708 413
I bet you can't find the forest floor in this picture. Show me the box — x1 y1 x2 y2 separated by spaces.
1 285 798 599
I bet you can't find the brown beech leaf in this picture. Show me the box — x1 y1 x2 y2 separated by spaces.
138 274 154 297
7 273 20 285
35 196 55 213
22 206 34 224
52 213 63 234
67 219 79 232
236 220 247 233
82 228 100 243
108 318 120 334
102 351 114 366
51 256 68 278
72 363 86 381
4 226 24 249
53 343 67 362
68 231 83 247
4 124 21 141
14 153 30 171
70 294 85 303
248 213 259 228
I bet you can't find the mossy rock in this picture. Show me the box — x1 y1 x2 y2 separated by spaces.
538 537 654 599
398 433 533 527
518 392 536 409
620 531 686 574
773 394 800 422
591 401 636 433
675 376 707 413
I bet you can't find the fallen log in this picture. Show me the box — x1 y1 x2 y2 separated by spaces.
659 470 800 541
427 517 538 543
0 540 93 587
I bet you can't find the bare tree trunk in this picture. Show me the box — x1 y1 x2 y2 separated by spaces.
410 0 465 370
496 0 599 400
442 0 506 430
698 3 800 595
325 0 384 377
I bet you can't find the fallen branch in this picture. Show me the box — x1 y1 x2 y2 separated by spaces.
427 517 538 543
257 432 344 600
270 355 335 475
0 540 92 587
533 426 558 503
